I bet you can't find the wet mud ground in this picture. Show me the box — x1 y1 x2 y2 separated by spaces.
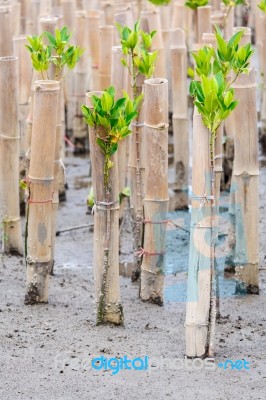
1 152 266 399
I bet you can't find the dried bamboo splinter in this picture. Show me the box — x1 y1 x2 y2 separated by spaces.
86 91 123 326
140 78 169 305
0 56 23 255
25 80 59 305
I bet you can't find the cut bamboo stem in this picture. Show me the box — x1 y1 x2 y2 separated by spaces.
25 80 60 304
185 109 217 358
87 10 102 91
86 90 123 325
140 78 169 305
0 6 13 56
171 31 189 209
226 68 259 294
0 56 23 255
197 6 212 43
99 25 114 90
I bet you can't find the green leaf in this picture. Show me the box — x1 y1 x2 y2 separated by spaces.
101 91 113 112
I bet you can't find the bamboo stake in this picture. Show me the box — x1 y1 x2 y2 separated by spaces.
170 30 189 209
140 78 169 305
128 74 145 281
99 25 114 90
86 90 123 325
0 6 12 56
0 56 23 255
11 2 21 36
73 10 89 153
13 35 33 214
87 10 102 91
197 6 212 43
185 110 216 358
226 68 259 294
25 80 59 304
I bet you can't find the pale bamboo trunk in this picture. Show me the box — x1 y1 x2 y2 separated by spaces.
99 25 114 90
86 91 123 325
185 110 218 358
171 32 189 209
140 78 169 305
259 15 266 150
73 10 89 152
197 6 212 43
0 6 12 56
39 16 58 39
13 35 33 215
226 68 259 294
171 1 193 50
0 56 23 255
61 0 76 134
140 9 167 78
11 2 21 36
87 10 102 91
128 75 145 281
25 80 59 304
111 45 129 195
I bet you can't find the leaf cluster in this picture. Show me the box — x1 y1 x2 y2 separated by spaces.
222 0 247 6
258 0 266 12
147 0 172 5
26 26 84 75
185 0 208 10
116 20 158 78
81 86 143 159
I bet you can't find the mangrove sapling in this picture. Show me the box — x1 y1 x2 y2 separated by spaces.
185 0 208 43
116 19 158 281
221 0 248 37
81 86 141 325
186 27 254 357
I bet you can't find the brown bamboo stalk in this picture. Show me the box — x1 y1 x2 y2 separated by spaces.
99 25 114 90
0 56 23 255
86 90 123 325
73 10 89 152
197 5 212 43
140 78 168 305
185 110 215 358
226 68 259 294
87 10 102 91
171 32 189 209
13 35 33 214
25 80 60 304
0 6 12 56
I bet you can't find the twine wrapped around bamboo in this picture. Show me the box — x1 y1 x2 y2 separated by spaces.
140 78 168 305
185 110 216 358
0 56 23 255
99 25 114 90
73 10 89 152
170 30 189 209
226 68 259 294
86 90 123 326
25 80 60 304
0 6 12 56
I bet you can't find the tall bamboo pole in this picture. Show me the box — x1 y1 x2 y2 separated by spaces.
0 56 23 255
13 35 33 215
140 78 169 305
73 9 89 153
99 25 114 90
0 6 12 56
25 80 59 304
197 5 212 43
185 110 216 358
87 10 102 91
170 29 189 209
86 91 123 325
226 68 259 294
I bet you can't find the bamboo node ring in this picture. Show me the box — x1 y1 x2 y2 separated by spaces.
0 133 20 140
144 122 169 130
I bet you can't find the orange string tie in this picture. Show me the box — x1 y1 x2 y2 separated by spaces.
134 248 165 258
